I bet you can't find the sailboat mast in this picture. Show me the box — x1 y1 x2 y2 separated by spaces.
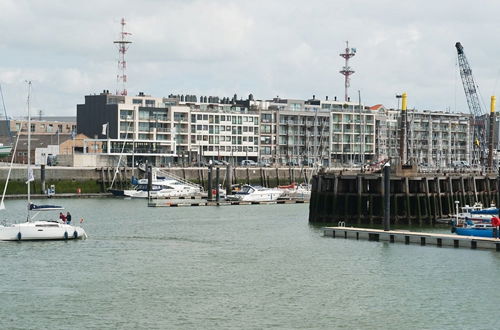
27 81 31 210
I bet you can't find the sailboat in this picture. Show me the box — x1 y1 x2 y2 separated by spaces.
0 82 87 241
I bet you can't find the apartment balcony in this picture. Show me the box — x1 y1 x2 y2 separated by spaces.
156 127 171 133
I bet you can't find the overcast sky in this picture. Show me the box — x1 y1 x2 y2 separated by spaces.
1 0 499 117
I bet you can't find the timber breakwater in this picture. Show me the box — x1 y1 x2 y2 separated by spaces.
309 170 500 225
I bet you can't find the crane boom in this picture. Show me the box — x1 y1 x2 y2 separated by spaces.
455 42 483 118
455 41 485 165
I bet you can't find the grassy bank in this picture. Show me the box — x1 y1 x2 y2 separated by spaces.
0 180 103 195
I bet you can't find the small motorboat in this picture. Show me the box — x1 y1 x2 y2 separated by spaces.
277 182 311 200
454 222 495 238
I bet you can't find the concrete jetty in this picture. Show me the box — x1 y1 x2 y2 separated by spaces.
148 199 308 207
323 226 500 251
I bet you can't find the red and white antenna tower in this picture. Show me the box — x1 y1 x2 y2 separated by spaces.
114 18 132 96
339 41 356 102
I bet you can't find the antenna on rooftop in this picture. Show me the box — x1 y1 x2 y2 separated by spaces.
114 18 132 96
339 41 356 102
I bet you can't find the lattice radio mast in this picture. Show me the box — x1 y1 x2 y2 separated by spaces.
114 18 132 96
339 41 356 102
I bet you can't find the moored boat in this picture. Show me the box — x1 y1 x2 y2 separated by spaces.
121 178 201 198
226 185 284 202
451 202 498 224
454 223 495 238
277 182 311 200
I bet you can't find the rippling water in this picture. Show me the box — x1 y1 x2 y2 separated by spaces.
1 198 499 329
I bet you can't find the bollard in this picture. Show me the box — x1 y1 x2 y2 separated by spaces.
40 164 46 194
226 164 232 195
207 165 213 201
383 162 391 231
216 167 220 202
147 165 152 200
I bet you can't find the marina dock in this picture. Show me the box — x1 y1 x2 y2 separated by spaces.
148 199 308 207
323 226 500 251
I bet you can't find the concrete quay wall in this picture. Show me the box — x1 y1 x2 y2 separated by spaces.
0 165 316 190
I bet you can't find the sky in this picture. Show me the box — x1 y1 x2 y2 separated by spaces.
1 0 500 117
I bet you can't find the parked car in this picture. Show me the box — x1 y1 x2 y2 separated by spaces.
285 161 299 166
241 160 257 166
212 160 228 166
257 160 271 167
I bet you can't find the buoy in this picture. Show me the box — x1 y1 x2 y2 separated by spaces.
64 231 68 240
73 231 78 239
17 232 22 241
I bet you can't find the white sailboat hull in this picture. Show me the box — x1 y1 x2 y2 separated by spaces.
0 221 87 241
123 188 199 199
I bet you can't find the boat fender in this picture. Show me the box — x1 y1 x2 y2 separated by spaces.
17 232 22 241
64 231 68 240
451 227 456 233
73 231 78 239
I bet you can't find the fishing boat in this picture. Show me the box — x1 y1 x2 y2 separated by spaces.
451 202 498 224
0 82 87 241
226 185 284 202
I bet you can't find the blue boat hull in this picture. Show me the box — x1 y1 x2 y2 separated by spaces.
455 227 494 237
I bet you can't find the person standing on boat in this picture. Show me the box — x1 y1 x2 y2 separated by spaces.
59 212 67 224
492 216 500 239
66 212 72 225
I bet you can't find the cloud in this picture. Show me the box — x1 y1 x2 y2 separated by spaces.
1 0 499 116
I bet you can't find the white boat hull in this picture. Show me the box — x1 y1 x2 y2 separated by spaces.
226 187 284 202
0 221 87 241
123 189 199 199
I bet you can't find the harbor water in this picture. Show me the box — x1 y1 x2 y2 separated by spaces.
1 198 500 329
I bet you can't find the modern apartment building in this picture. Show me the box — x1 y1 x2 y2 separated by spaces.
77 91 259 166
405 110 471 166
253 97 331 166
76 90 475 168
371 107 472 166
327 102 376 165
